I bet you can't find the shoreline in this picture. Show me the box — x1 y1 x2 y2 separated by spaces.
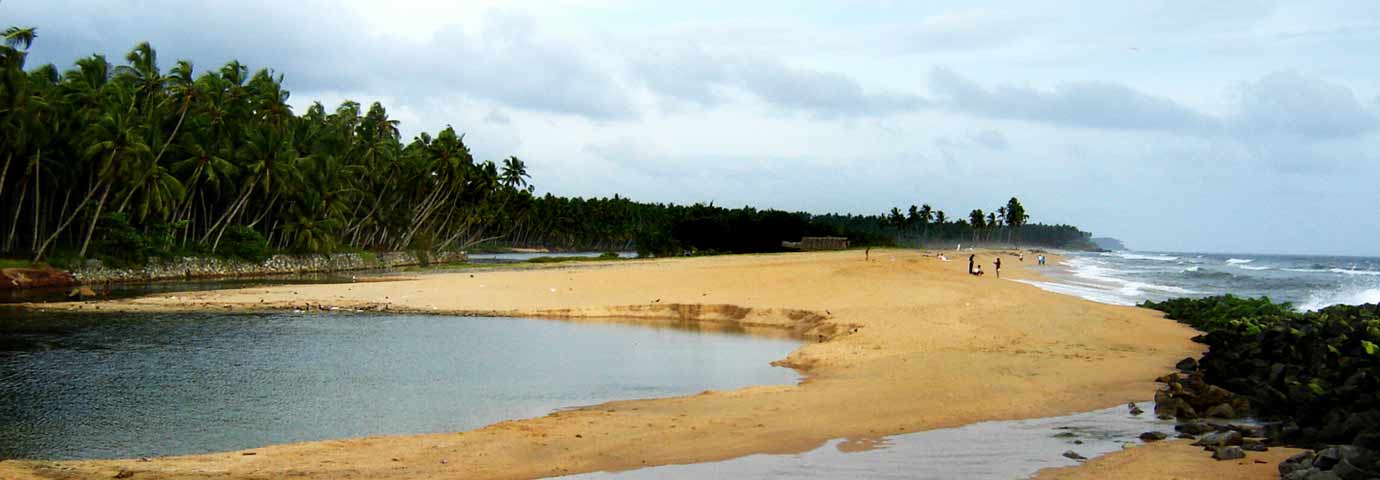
1 249 1215 479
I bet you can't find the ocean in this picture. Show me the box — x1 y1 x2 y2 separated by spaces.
1019 251 1380 312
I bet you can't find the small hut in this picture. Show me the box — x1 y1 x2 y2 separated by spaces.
783 236 849 251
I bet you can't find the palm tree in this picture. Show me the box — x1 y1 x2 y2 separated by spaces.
968 209 985 243
501 156 530 191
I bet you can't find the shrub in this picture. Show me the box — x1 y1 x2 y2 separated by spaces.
219 226 271 263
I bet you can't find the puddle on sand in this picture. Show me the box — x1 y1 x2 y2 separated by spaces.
564 402 1177 479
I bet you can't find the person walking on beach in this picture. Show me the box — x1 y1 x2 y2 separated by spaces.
968 254 975 274
994 257 1002 278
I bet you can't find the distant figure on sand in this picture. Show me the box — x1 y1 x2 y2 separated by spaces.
938 253 948 262
1038 255 1046 266
972 264 984 276
968 254 975 274
866 247 871 261
994 257 1002 278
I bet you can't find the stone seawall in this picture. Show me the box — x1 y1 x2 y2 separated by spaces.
72 251 468 285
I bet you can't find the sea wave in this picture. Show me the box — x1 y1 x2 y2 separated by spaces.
1235 265 1271 271
1104 252 1179 262
1298 287 1380 312
1225 258 1254 264
1013 279 1138 306
1184 267 1234 279
1331 268 1380 276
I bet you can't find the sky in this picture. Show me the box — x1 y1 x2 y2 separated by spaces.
8 1 1380 256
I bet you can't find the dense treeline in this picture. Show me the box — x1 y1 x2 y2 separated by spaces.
2 31 1097 266
813 197 1095 250
1 33 534 265
500 195 1093 257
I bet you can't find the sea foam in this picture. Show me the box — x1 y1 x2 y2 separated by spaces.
1298 287 1380 312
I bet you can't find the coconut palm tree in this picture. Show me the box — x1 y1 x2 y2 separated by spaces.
501 156 530 191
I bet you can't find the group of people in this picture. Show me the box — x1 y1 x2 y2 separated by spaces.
967 254 1001 277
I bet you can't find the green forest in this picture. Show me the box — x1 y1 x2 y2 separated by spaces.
1 30 1096 267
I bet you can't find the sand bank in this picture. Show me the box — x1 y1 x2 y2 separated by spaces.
3 249 1222 479
1035 439 1304 479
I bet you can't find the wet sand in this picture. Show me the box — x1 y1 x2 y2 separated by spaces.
1035 440 1304 479
2 249 1233 479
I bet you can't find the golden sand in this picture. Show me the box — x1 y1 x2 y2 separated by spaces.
2 249 1261 479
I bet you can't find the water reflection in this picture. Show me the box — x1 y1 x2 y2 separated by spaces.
566 403 1176 480
0 311 799 460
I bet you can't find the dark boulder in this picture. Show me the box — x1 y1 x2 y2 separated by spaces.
1175 421 1214 435
1139 431 1168 442
1212 446 1246 461
1176 357 1199 372
1192 430 1243 448
1062 450 1087 461
1242 437 1269 452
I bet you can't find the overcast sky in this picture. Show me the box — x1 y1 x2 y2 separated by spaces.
9 1 1380 255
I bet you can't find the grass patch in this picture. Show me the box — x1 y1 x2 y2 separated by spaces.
0 258 47 269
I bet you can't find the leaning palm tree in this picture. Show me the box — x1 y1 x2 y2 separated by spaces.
501 156 530 191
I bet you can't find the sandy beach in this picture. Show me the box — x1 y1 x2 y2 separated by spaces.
2 249 1270 479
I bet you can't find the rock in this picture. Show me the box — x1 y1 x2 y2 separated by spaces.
1177 433 1197 439
1212 446 1246 461
1284 470 1315 480
1139 431 1168 442
1329 457 1380 480
1176 421 1214 435
1229 423 1267 438
1283 470 1312 480
1205 403 1236 419
1303 471 1341 480
113 470 134 479
68 286 97 299
1193 430 1243 448
1242 437 1269 452
1196 385 1234 409
1128 402 1144 416
1062 450 1087 461
1316 447 1346 470
1176 357 1199 372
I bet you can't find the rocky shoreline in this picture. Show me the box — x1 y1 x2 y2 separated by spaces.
0 251 467 291
1139 296 1380 480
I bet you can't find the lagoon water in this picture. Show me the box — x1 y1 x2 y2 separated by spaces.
0 311 799 460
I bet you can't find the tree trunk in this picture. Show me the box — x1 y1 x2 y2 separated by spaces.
32 179 103 262
5 178 28 252
77 182 113 259
32 149 41 255
0 153 11 200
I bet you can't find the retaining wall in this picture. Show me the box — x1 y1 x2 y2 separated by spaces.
72 251 468 284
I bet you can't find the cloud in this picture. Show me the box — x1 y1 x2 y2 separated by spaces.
969 129 1010 150
1233 70 1379 139
13 1 636 120
893 9 1036 53
633 47 927 116
927 67 1220 133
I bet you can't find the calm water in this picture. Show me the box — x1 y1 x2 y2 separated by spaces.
0 311 799 460
567 403 1179 480
0 275 358 304
1019 251 1380 311
467 251 638 263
